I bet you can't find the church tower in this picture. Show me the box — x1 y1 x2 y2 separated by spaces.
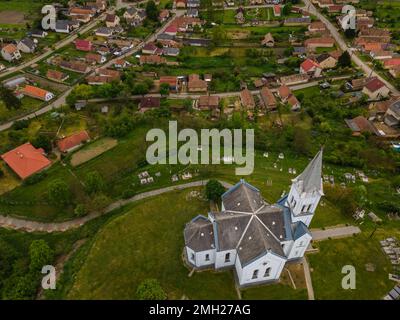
286 149 323 227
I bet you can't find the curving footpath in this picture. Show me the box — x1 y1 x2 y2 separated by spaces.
0 180 233 233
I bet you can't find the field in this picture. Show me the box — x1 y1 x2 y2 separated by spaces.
0 96 44 124
70 138 118 167
308 230 397 300
67 188 307 300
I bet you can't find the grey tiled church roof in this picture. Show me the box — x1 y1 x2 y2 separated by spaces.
221 180 266 212
184 215 214 252
237 216 284 265
294 149 323 194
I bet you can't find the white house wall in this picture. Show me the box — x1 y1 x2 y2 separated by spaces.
186 246 216 267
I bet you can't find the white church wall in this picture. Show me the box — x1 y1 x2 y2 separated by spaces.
237 252 286 286
287 233 312 260
195 248 216 267
215 249 237 269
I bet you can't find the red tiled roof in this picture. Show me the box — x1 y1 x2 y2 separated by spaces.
384 58 400 68
1 143 51 179
75 39 92 51
278 85 292 99
21 85 50 100
273 5 281 14
364 78 386 92
57 131 90 152
160 76 177 86
300 59 320 72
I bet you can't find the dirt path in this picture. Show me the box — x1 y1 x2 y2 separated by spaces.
0 180 233 233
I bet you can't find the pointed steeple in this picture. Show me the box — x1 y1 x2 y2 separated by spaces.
294 149 323 194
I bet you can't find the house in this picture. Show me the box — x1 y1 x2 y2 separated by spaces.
389 65 400 79
139 54 166 65
163 47 180 57
187 8 199 18
86 75 115 85
98 68 121 80
124 7 138 20
159 9 170 22
69 7 95 17
184 151 324 287
369 98 395 120
284 17 311 26
384 99 400 127
358 28 391 43
315 53 337 69
279 73 309 86
182 38 210 47
314 0 333 7
198 95 219 110
30 29 48 38
164 25 178 36
187 0 200 7
293 47 306 57
55 20 71 33
142 42 159 55
20 85 54 101
3 76 26 89
277 85 292 102
300 59 322 77
17 38 36 53
188 74 207 92
1 143 52 180
260 87 277 111
57 131 90 153
0 63 5 72
1 44 21 62
287 94 301 111
240 89 255 109
105 14 120 28
370 51 393 60
346 77 370 91
345 116 377 136
114 59 130 68
304 37 335 51
75 39 92 52
362 78 390 100
139 97 161 111
175 0 187 8
46 70 69 83
308 21 326 33
85 53 106 64
60 61 90 74
327 5 343 13
204 74 212 82
261 33 275 47
383 58 400 70
273 5 281 17
160 76 178 91
95 27 113 37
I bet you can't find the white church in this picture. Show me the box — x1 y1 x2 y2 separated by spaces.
184 150 323 287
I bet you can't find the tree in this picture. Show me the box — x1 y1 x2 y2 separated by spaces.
84 171 105 195
29 240 54 272
0 168 4 178
47 179 71 206
136 279 167 300
0 86 21 110
282 3 292 16
74 204 87 217
344 28 356 39
292 127 311 156
32 134 52 153
160 83 170 96
211 25 227 44
338 51 352 68
145 1 159 21
205 179 225 202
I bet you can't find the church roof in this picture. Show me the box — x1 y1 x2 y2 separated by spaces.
184 215 215 251
237 216 284 265
292 221 311 240
221 180 266 213
294 149 323 194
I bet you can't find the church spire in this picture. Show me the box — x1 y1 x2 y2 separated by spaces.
294 148 323 195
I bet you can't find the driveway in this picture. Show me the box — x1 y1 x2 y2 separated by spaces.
311 226 361 241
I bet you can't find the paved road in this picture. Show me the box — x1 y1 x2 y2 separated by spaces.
311 225 361 241
0 180 233 233
302 0 399 95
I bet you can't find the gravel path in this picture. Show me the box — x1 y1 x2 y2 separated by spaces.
0 180 233 233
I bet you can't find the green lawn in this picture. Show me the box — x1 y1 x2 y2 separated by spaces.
67 188 305 299
308 232 396 300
